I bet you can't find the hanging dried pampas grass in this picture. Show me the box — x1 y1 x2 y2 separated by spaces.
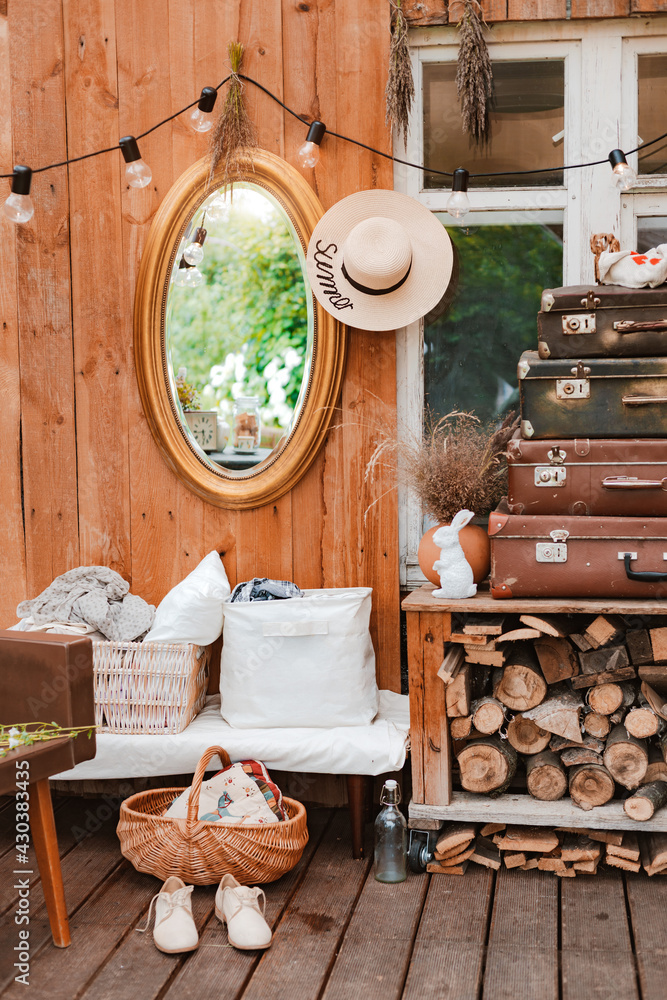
385 0 415 148
209 41 258 186
454 0 493 144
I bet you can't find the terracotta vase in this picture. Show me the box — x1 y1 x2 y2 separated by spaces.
418 521 491 586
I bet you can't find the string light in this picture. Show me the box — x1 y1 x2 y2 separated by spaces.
189 87 217 133
446 168 470 221
3 166 34 224
119 136 152 188
296 121 326 169
183 225 207 265
608 148 637 192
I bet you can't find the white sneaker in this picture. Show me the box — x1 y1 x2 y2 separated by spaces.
215 874 272 950
137 876 199 954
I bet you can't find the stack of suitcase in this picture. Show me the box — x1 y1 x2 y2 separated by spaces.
489 284 667 600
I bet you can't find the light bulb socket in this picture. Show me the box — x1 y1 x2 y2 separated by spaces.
452 167 469 192
609 148 628 170
198 87 217 113
306 121 326 146
11 165 32 196
179 256 194 270
191 226 207 246
119 136 142 164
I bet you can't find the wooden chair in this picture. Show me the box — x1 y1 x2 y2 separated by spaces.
0 632 97 947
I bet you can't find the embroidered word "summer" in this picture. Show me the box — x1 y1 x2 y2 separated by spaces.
312 241 353 311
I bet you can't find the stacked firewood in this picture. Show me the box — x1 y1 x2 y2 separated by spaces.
444 612 667 816
427 822 667 878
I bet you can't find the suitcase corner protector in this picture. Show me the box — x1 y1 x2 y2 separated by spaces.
488 512 509 536
538 341 550 358
490 582 513 599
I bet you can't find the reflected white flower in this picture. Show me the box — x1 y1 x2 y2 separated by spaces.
8 727 22 749
284 348 302 370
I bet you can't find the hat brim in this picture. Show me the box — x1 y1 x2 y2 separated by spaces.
306 189 454 332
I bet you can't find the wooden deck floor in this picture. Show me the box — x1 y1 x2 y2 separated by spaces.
1 796 667 1000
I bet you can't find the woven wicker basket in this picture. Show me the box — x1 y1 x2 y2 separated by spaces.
117 746 309 885
93 639 209 735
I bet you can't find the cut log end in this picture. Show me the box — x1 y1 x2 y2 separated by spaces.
457 737 518 795
568 763 615 811
525 750 568 802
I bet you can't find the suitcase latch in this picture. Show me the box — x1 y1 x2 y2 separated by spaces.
562 313 596 335
536 530 569 563
556 363 591 399
581 291 601 310
548 445 566 464
535 466 567 487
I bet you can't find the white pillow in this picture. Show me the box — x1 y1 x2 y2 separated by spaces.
143 551 230 645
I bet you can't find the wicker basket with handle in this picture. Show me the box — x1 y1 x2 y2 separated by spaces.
116 746 309 885
93 639 209 734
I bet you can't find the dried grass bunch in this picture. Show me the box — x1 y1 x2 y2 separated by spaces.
454 0 493 144
385 0 415 149
366 410 519 523
209 41 258 186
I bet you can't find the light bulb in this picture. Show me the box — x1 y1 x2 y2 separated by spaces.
125 159 152 188
612 161 637 191
4 165 34 224
189 107 214 133
173 264 191 286
183 241 204 265
297 141 320 169
186 267 204 287
446 190 470 220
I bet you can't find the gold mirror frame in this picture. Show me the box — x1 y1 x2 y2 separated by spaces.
134 148 346 509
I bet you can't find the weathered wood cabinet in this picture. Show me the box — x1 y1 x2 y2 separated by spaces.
403 584 667 832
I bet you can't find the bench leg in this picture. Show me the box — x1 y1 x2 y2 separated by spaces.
346 774 369 860
30 779 71 948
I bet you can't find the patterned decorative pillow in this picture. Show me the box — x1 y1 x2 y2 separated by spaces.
164 758 286 825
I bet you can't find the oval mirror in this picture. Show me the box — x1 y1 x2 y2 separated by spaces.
135 149 346 509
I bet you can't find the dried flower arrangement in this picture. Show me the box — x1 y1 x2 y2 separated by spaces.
454 0 493 144
1 721 95 758
385 0 415 149
209 41 258 186
366 410 519 524
176 367 201 412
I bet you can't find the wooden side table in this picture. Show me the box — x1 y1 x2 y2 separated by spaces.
402 585 667 833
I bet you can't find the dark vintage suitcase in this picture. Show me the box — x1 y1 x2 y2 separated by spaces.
489 510 667 600
537 285 667 359
506 433 667 517
518 351 667 439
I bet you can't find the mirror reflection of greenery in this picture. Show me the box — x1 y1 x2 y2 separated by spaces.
424 224 563 423
168 194 309 431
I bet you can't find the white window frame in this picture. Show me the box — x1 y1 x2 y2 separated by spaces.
396 16 667 588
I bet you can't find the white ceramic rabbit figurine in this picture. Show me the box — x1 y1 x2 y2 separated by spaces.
431 509 477 599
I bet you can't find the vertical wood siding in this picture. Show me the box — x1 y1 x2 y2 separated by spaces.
0 0 401 691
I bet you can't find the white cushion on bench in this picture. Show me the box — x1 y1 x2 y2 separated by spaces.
53 690 410 780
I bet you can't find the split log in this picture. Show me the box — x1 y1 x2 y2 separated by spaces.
480 822 505 837
626 629 654 666
569 631 594 652
577 644 630 678
607 832 640 862
433 838 474 861
493 643 547 711
495 826 559 854
433 844 475 866
519 613 573 637
643 832 667 875
586 682 625 715
427 860 469 875
450 716 474 741
463 616 506 636
525 750 568 801
523 685 583 742
583 615 625 649
603 725 648 790
650 626 667 664
520 857 540 871
538 848 565 871
469 836 501 870
606 854 640 873
437 644 464 684
533 635 579 684
573 858 599 874
623 781 667 821
582 710 611 739
457 737 518 795
554 865 577 877
506 713 550 755
551 734 605 755
609 707 628 726
639 665 667 695
568 763 615 811
645 745 667 784
641 681 667 722
446 663 471 718
465 646 505 667
504 852 526 869
435 823 477 856
625 695 663 739
497 627 541 643
470 697 505 735
450 632 491 646
561 834 600 863
560 748 603 768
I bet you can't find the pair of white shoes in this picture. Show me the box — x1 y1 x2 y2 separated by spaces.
138 873 272 953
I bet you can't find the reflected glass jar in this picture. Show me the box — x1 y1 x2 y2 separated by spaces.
232 396 261 453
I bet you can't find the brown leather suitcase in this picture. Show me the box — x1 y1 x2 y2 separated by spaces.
489 510 667 600
518 351 667 439
537 285 667 359
506 433 667 517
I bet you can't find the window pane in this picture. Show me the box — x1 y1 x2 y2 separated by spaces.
423 61 564 189
638 55 667 176
637 217 667 251
424 218 563 422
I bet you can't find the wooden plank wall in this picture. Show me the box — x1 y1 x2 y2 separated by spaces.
404 0 667 23
0 0 401 693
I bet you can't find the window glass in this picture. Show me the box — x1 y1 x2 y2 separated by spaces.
424 216 563 422
638 55 667 176
423 61 565 189
637 217 667 252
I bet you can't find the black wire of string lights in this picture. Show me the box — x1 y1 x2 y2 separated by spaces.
2 71 666 225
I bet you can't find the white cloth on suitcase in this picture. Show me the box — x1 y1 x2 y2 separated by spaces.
598 245 667 288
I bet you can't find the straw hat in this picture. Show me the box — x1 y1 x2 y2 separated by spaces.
306 189 454 331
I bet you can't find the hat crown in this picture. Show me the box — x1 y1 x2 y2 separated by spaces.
342 217 412 291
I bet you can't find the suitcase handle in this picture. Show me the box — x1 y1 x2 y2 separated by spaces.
622 394 667 406
602 476 667 491
623 553 667 583
615 319 667 333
